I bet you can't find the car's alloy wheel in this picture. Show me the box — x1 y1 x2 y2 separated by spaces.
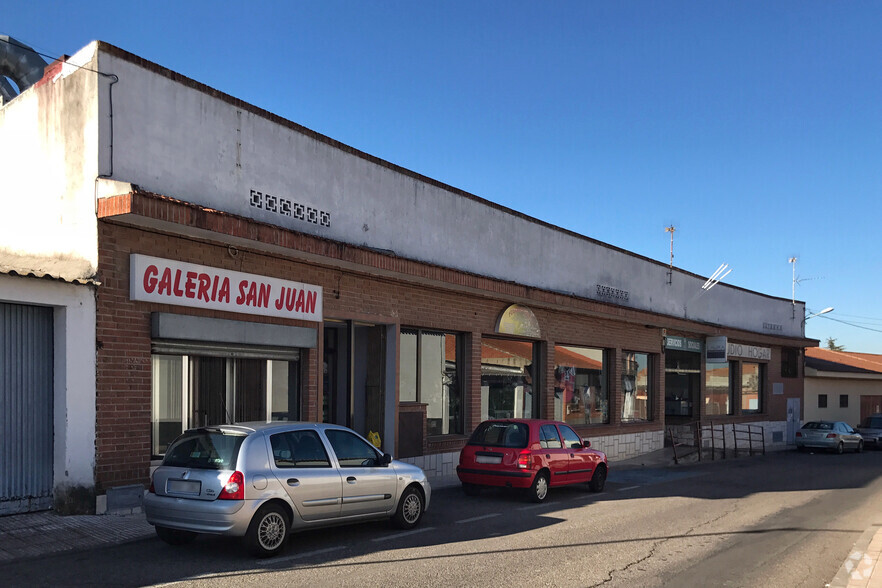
393 486 424 529
529 472 549 503
836 442 844 455
246 504 288 557
857 440 864 453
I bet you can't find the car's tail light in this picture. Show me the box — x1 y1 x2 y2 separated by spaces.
148 479 155 494
517 451 531 469
218 471 245 500
795 432 802 437
826 433 838 439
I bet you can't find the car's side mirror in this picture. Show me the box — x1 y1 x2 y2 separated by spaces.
378 453 392 466
582 438 591 448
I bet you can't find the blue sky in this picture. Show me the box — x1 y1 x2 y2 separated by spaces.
6 1 882 352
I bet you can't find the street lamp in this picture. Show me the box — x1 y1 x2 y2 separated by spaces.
803 307 834 324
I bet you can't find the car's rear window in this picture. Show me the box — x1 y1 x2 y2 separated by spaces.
163 430 247 470
864 417 882 429
468 422 529 448
802 422 832 430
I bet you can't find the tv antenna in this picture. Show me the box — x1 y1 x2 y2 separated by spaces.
665 225 676 284
789 256 825 311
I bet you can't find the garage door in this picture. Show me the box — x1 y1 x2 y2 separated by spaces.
0 302 54 514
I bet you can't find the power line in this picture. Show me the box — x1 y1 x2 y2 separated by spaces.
814 314 882 334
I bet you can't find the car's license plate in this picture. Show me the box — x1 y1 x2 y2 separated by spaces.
475 455 502 464
167 479 201 495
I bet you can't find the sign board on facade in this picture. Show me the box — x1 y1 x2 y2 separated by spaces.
706 336 728 363
130 254 323 322
727 342 771 361
664 336 702 353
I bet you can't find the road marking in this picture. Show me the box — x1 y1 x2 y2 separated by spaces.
618 485 641 492
371 526 435 542
268 545 346 565
455 513 501 524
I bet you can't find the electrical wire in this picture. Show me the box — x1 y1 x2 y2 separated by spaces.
813 314 882 334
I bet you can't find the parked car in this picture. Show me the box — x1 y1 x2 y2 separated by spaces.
856 414 882 448
144 422 430 557
457 419 608 502
795 421 863 454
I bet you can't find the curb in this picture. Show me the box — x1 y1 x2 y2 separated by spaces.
828 524 882 588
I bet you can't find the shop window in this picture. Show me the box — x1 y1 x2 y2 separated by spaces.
818 394 827 408
399 328 462 436
622 351 652 422
705 361 734 416
781 347 799 378
741 362 764 413
151 354 301 457
152 355 184 455
840 394 848 408
481 337 537 421
554 345 609 425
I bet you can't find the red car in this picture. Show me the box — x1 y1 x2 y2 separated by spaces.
457 419 608 502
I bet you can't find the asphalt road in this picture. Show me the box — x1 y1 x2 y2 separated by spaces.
5 449 882 587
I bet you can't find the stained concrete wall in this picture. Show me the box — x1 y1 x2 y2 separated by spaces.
0 43 102 282
95 45 804 339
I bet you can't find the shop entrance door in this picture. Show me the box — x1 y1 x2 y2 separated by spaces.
323 321 386 441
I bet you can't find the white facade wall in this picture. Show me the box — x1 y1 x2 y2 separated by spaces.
0 274 97 502
805 374 882 424
94 46 803 340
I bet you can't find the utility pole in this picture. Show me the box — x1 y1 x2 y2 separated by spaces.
665 225 676 285
789 257 797 318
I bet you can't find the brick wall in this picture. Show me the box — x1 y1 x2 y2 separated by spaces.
94 196 803 491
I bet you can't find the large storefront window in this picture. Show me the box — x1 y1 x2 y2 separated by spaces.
399 328 462 436
554 345 609 425
622 351 652 422
741 362 764 413
151 354 301 456
705 361 734 416
481 338 537 420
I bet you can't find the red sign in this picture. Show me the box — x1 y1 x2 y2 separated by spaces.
130 254 322 322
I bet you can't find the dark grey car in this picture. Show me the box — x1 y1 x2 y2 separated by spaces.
144 422 430 557
856 414 882 448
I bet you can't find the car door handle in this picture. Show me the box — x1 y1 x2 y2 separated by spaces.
346 476 357 484
287 478 300 487
570 453 575 457
545 454 551 458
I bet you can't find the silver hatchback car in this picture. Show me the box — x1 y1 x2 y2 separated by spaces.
144 422 431 557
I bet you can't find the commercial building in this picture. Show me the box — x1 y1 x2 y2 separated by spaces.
1 39 816 514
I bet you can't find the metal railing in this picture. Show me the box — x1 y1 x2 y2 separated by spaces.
667 422 766 464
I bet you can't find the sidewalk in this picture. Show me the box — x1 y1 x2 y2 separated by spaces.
0 449 879 588
0 508 153 564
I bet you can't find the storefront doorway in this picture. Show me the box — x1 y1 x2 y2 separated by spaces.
664 337 702 420
323 321 387 440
